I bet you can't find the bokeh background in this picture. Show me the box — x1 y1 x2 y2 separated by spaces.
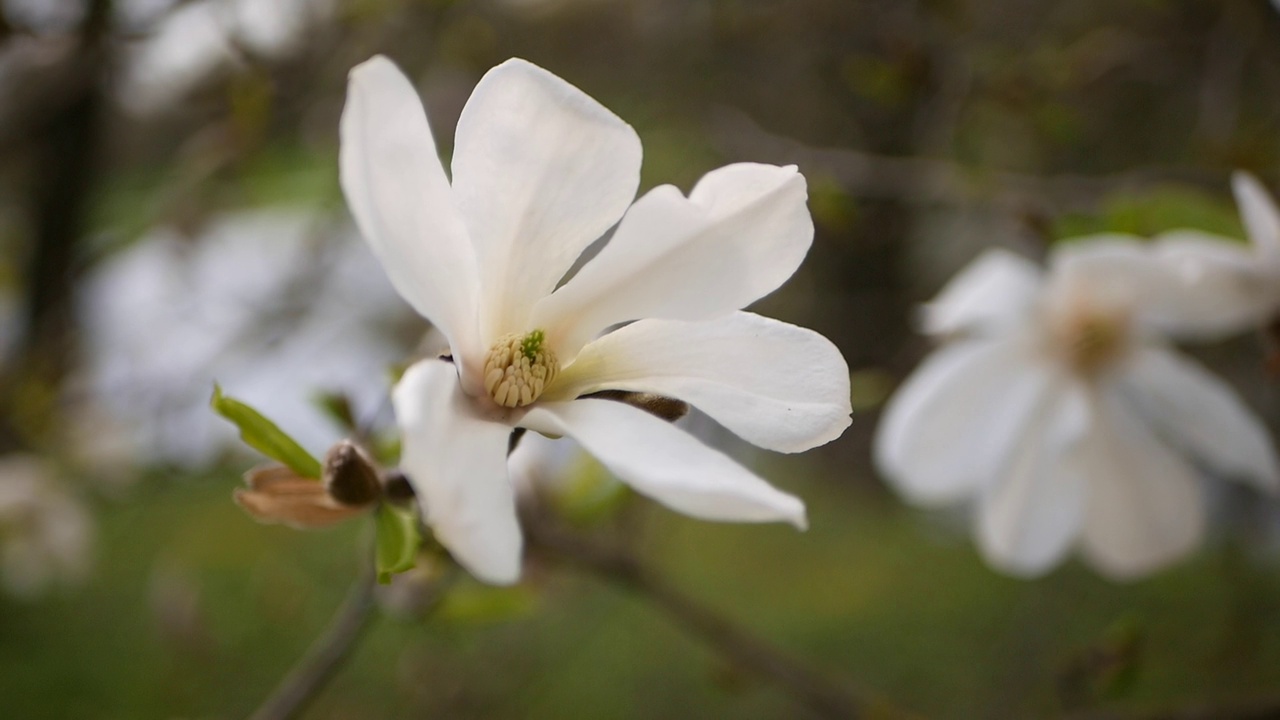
2 0 1280 718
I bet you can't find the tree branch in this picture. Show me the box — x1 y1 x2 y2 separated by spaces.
522 510 920 720
709 107 1223 213
247 562 380 720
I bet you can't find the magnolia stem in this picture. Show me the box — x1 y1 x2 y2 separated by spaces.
247 562 378 720
522 511 918 720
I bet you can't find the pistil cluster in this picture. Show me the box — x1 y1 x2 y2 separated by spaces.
483 329 560 408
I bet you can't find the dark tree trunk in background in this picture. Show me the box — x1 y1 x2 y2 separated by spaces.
5 0 111 452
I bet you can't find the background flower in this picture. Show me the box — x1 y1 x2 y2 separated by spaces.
877 239 1280 579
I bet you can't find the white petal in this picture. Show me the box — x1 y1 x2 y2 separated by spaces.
392 359 522 585
1077 393 1205 581
874 337 1053 504
547 312 850 453
1050 233 1268 340
1148 230 1276 340
340 56 480 363
451 58 642 341
535 163 812 360
1233 171 1280 258
1119 346 1280 493
520 399 806 528
1049 235 1168 309
977 382 1090 577
920 249 1042 337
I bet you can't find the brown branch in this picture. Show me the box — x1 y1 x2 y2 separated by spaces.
709 107 1223 214
522 510 921 720
247 562 379 720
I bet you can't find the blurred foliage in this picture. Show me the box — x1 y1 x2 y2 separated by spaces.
1054 185 1248 241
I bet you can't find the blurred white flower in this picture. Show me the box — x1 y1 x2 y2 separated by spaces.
0 455 93 599
75 207 411 468
876 239 1280 580
341 56 851 584
1151 172 1280 338
118 0 335 115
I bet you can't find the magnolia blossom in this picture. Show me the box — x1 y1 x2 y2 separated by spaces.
76 207 409 468
1150 172 1280 338
340 56 851 584
118 0 336 114
0 456 93 599
876 239 1280 580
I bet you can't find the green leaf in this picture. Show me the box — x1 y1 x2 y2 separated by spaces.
209 384 323 479
375 504 420 584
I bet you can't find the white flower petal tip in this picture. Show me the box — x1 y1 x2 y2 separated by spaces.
974 384 1089 579
453 56 642 340
920 249 1041 337
535 162 814 356
1123 348 1280 495
1145 231 1275 341
392 360 523 586
552 312 852 454
520 399 808 530
339 54 480 363
1232 171 1280 258
873 339 1052 506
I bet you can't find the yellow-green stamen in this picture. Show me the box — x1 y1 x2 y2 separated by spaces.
483 330 560 408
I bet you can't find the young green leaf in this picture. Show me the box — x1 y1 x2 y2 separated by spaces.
375 504 420 584
210 384 323 479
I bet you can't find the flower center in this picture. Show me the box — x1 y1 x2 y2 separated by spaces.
1053 309 1128 375
483 329 560 408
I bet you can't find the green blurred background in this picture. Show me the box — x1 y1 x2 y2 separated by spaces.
1 0 1280 718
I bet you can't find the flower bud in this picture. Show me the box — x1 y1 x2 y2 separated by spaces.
322 440 382 506
235 465 366 530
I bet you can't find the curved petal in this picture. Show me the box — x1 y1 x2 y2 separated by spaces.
535 163 812 360
976 382 1090 577
874 337 1053 504
547 312 850 453
340 56 480 364
1077 393 1205 581
1233 171 1280 258
920 249 1042 337
1148 230 1275 339
520 399 806 528
451 58 642 341
1049 233 1269 340
392 359 522 585
1119 346 1280 493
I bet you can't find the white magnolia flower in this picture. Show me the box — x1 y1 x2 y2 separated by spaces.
876 239 1280 580
0 456 93 600
1151 172 1280 338
76 207 409 468
340 56 851 584
119 0 335 115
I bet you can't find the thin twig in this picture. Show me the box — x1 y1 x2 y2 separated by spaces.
522 510 920 720
247 562 379 720
710 107 1223 213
